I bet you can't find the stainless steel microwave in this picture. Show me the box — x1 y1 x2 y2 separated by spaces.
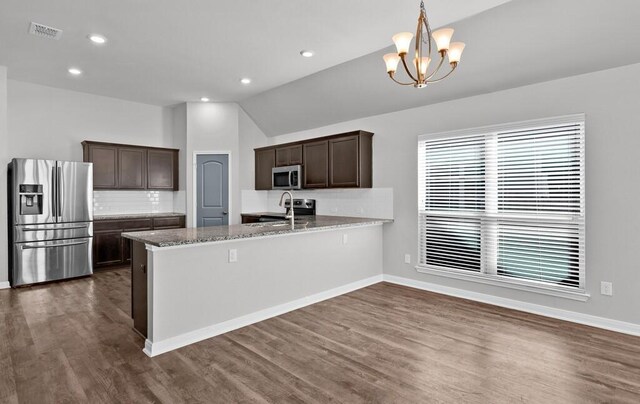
272 165 302 190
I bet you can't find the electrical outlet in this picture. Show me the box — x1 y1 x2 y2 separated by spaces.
228 249 238 263
404 254 411 264
600 281 613 296
342 234 348 244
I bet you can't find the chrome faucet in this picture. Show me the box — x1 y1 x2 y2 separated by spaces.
279 191 294 228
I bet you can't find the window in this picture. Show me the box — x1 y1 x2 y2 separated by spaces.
418 115 586 299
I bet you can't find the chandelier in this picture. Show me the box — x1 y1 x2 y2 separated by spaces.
383 1 465 88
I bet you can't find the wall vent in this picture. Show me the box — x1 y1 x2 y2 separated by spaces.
28 22 63 40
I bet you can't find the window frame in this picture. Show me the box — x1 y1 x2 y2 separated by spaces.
417 114 589 301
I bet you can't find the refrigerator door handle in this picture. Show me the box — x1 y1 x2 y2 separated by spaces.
52 166 57 218
57 166 63 219
21 240 89 250
21 224 90 231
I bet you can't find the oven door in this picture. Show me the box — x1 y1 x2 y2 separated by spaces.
12 237 93 286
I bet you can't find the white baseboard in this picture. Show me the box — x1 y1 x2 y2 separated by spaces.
144 274 384 357
383 274 640 337
0 281 10 290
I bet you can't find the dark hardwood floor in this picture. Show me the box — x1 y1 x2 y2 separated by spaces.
1 268 639 403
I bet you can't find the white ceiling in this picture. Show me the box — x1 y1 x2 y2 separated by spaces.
241 0 640 136
0 0 510 106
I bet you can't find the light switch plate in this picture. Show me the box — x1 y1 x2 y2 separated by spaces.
404 254 411 264
342 234 348 244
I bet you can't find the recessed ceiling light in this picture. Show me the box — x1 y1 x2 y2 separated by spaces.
200 97 210 102
88 34 107 44
68 67 82 76
300 50 314 58
240 78 252 85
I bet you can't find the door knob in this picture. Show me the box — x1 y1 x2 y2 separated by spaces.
223 210 228 215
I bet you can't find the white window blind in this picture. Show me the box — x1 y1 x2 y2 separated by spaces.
418 115 585 295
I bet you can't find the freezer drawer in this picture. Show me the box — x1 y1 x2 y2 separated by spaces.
12 238 93 286
13 222 93 243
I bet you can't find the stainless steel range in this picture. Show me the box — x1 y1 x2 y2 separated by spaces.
257 199 316 222
8 158 94 287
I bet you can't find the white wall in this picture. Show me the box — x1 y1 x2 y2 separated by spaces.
239 108 268 191
146 224 384 355
261 63 640 326
3 80 177 281
7 80 173 162
185 103 241 226
0 67 8 286
171 103 188 214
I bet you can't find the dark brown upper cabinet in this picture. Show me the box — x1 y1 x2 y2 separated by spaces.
329 133 372 188
118 147 147 189
255 148 275 190
147 149 178 190
85 143 118 189
303 140 329 188
275 145 303 167
253 130 373 190
82 141 179 191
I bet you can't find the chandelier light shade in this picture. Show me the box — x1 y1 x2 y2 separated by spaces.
384 1 465 88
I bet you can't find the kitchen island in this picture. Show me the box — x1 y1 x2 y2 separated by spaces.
123 216 390 356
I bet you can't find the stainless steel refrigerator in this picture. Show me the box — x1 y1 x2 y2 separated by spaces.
8 158 93 286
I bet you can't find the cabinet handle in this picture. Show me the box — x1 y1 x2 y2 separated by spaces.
140 264 146 274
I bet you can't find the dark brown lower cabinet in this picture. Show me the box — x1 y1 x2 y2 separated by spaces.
93 215 184 270
152 216 185 229
241 214 261 224
122 224 153 265
94 231 124 267
131 240 148 337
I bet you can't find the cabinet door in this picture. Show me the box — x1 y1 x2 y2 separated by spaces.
131 241 148 337
329 135 360 187
88 145 118 189
94 230 123 267
275 145 303 167
147 149 177 190
121 219 153 264
255 148 276 190
275 147 290 167
303 140 329 188
118 147 147 189
289 145 303 165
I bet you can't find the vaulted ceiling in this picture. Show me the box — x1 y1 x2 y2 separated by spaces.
0 0 509 105
240 0 640 135
2 0 639 137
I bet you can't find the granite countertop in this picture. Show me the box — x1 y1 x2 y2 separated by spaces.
94 212 186 220
122 215 391 248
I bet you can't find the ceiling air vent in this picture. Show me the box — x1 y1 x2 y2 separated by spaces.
28 22 63 40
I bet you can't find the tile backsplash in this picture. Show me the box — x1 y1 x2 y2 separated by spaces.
93 190 176 215
241 188 394 219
